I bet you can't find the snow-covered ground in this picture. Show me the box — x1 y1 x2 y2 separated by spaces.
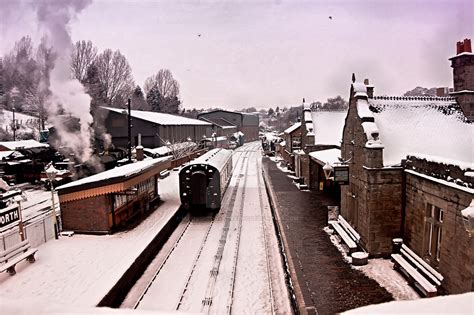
0 171 182 310
133 142 291 313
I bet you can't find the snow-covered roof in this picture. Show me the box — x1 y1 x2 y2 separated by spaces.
304 110 312 122
284 122 301 134
187 148 232 172
309 148 341 166
0 140 49 151
102 107 211 126
144 146 171 157
361 96 473 166
310 111 347 146
57 156 172 193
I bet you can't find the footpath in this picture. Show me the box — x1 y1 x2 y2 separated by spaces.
262 158 392 315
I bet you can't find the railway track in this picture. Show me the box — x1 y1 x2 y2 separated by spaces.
201 148 252 314
129 143 285 313
131 146 251 311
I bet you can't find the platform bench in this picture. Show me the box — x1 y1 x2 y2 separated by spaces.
391 243 443 297
329 215 361 253
0 240 38 275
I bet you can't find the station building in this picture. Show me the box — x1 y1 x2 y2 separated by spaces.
57 157 171 234
100 107 212 149
339 39 474 294
197 110 259 141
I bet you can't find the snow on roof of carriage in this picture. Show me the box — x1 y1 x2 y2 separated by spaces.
57 156 172 191
0 139 49 150
309 148 341 166
368 99 473 166
187 148 232 171
310 111 347 145
103 107 211 126
344 292 474 315
284 122 301 134
264 132 278 141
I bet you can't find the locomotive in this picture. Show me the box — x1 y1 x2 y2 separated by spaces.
179 148 233 211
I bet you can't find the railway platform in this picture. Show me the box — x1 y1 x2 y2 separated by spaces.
262 157 393 315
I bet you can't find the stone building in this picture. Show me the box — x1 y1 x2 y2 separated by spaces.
339 39 473 294
277 122 301 169
296 102 346 190
197 110 259 141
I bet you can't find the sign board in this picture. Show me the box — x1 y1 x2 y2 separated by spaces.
0 205 20 229
333 165 349 185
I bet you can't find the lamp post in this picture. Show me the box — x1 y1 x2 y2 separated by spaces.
13 193 27 241
323 162 333 180
45 163 59 239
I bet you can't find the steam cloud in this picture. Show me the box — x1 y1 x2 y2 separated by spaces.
2 0 96 164
34 0 95 163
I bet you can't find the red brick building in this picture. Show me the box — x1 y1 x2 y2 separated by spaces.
57 157 171 234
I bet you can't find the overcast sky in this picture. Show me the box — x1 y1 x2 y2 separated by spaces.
2 0 473 110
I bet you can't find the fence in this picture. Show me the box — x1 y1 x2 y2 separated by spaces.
0 211 55 251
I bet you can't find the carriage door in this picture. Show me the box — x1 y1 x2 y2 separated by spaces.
191 171 207 206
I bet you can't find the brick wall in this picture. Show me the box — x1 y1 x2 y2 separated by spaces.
61 195 111 233
404 171 473 294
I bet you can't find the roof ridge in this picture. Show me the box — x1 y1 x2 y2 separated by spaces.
372 95 456 102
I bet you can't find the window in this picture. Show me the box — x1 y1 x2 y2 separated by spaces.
424 203 443 262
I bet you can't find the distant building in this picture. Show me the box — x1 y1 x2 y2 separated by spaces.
339 39 473 294
294 102 347 191
198 116 238 138
197 110 259 141
100 107 212 149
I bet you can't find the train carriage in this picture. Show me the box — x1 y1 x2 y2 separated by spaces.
179 148 233 211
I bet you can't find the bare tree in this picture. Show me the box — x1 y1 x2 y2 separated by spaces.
1 36 38 109
144 69 181 113
156 134 198 160
95 49 134 106
70 40 97 83
144 69 179 98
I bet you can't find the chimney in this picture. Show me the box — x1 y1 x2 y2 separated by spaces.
449 38 474 121
136 133 144 161
364 78 374 98
464 38 472 53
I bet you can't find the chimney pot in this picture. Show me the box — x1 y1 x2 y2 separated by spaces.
364 78 369 85
463 38 472 53
457 41 464 54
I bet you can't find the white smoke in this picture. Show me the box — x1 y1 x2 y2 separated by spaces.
31 0 94 162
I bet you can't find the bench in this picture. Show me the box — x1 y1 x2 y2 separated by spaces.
329 215 361 253
391 243 443 297
0 240 38 275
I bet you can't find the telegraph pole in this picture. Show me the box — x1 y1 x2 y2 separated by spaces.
127 98 132 163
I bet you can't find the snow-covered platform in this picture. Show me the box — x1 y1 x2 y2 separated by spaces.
0 170 182 309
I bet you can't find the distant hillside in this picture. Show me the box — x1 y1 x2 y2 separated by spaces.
403 87 437 97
